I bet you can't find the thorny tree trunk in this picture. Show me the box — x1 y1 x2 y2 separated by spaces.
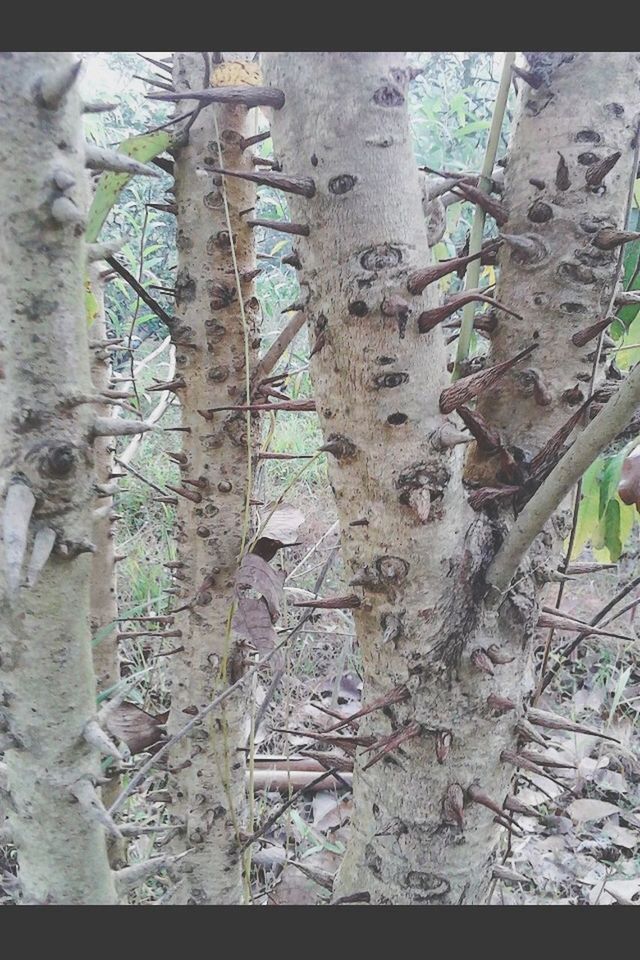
264 52 639 904
89 268 120 697
0 53 117 903
166 53 260 904
468 52 640 483
88 265 124 863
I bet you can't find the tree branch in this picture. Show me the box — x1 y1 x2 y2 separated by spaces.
487 361 640 600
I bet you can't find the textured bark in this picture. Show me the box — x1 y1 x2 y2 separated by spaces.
166 53 260 904
264 52 640 905
0 53 116 903
89 269 119 696
468 52 640 485
88 266 124 863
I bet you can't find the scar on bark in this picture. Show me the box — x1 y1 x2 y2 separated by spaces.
429 516 504 670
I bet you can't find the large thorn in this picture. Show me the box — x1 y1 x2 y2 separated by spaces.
69 779 123 839
3 481 36 594
35 58 82 109
85 144 161 178
241 130 271 151
467 784 521 830
565 561 617 575
528 397 593 480
500 233 547 265
114 852 190 892
593 228 640 251
418 291 521 334
208 166 316 198
536 610 632 641
451 181 509 226
467 485 521 511
51 196 85 227
147 84 285 109
526 706 620 743
246 218 310 237
571 316 613 348
585 151 621 188
492 864 533 884
324 685 409 733
293 595 361 609
83 719 126 762
92 418 153 438
439 344 538 414
456 405 502 453
511 64 544 89
82 99 119 113
25 527 56 588
407 243 499 295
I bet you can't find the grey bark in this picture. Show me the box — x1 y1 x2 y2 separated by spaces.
165 52 260 904
88 265 125 866
0 53 116 904
264 51 640 904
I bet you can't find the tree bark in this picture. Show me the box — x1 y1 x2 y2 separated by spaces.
264 51 640 904
165 52 260 904
88 265 125 865
468 52 640 482
0 53 117 903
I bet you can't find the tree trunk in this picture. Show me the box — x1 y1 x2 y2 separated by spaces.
89 267 120 697
468 52 640 483
165 52 260 904
0 53 117 904
264 51 639 904
88 264 125 865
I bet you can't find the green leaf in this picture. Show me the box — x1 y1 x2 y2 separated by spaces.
601 498 622 561
570 460 602 558
86 130 171 244
453 119 492 139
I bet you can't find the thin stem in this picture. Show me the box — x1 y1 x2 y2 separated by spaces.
452 52 515 380
487 361 640 599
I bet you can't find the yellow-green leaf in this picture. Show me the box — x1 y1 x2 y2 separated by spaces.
86 130 171 244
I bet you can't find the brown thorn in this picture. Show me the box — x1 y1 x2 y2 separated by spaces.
585 151 621 188
593 228 640 251
147 85 285 110
165 484 202 504
293 594 361 610
240 130 271 151
324 685 410 734
456 405 502 453
439 343 538 414
246 218 310 237
486 694 516 715
571 316 613 348
451 181 509 226
208 165 315 198
361 721 421 770
407 242 499 295
470 648 494 675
